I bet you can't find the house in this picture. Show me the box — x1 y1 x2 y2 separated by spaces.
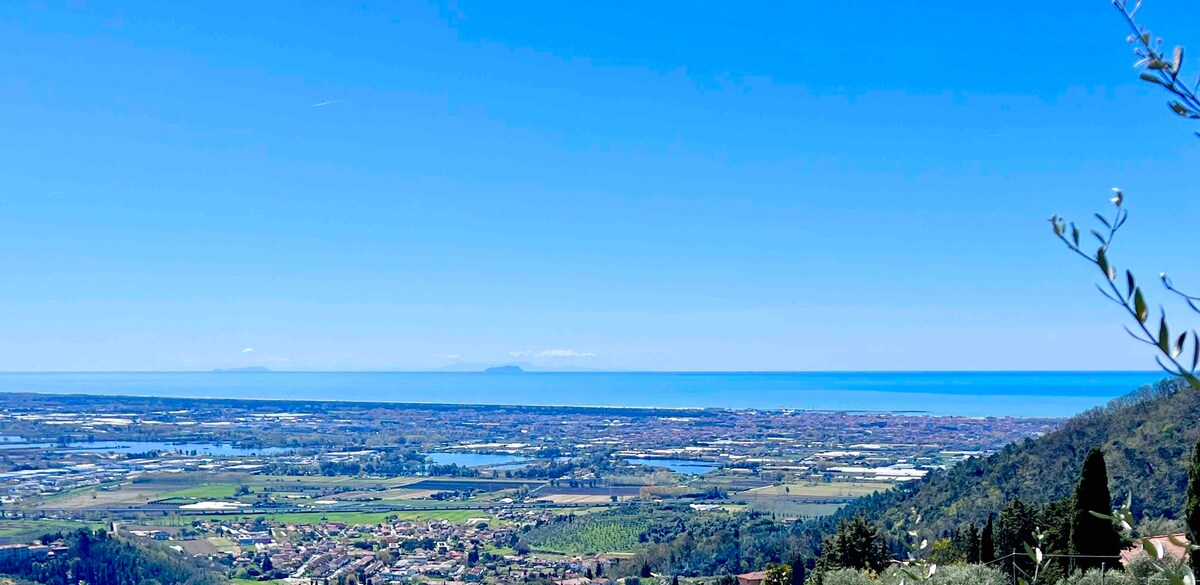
738 571 766 585
1121 533 1191 565
556 578 592 585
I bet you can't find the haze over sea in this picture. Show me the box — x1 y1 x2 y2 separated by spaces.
0 371 1161 418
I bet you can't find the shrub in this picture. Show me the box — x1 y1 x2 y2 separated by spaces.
816 569 875 585
881 564 1005 585
1052 568 1137 585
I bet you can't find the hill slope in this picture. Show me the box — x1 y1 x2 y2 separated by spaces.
832 377 1200 536
0 529 227 585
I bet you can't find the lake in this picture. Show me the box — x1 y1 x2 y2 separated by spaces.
0 371 1164 417
626 458 718 474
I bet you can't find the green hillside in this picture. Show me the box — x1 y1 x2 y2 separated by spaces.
832 377 1200 537
0 529 227 585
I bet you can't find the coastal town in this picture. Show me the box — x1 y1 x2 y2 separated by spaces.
0 392 1061 584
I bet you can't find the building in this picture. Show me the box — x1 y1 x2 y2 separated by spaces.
738 571 766 585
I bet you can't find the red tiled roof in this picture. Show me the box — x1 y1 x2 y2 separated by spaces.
1121 533 1191 565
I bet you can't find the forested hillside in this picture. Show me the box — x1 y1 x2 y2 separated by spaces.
830 378 1200 537
0 529 227 585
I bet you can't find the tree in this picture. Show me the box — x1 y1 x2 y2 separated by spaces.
1187 439 1200 576
1050 2 1200 392
997 499 1039 580
1112 0 1200 136
947 524 978 564
1038 497 1074 583
1070 448 1122 572
813 516 888 576
640 563 652 578
981 514 996 564
763 564 790 585
789 557 806 585
966 524 981 564
1048 5 1200 583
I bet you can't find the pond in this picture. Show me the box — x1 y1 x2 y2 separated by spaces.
625 458 718 474
424 452 533 467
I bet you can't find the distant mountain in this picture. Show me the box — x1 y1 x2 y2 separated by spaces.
433 362 605 372
212 366 271 373
435 362 506 372
831 377 1200 536
484 365 524 374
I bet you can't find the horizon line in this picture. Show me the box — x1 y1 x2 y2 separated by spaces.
0 369 1164 374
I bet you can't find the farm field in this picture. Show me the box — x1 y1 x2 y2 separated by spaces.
747 500 847 518
40 481 179 509
523 517 650 554
740 481 885 498
206 537 240 554
158 483 243 500
328 487 442 501
519 507 680 554
0 519 100 542
178 538 220 555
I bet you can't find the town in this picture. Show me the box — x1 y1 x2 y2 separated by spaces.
0 392 1059 584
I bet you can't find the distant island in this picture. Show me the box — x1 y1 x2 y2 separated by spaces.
483 365 524 374
212 366 271 373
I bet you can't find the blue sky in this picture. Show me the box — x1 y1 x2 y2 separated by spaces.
2 1 1199 371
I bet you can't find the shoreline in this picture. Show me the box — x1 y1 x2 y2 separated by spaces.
0 390 1070 420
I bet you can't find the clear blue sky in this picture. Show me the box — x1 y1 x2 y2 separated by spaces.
2 1 1199 371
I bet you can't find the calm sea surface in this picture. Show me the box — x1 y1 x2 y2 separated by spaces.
0 371 1163 418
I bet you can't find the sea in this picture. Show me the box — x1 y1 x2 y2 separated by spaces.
0 371 1164 418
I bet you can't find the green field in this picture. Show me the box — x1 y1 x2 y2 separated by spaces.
742 481 884 497
33 481 122 504
206 536 239 553
159 483 242 500
0 519 100 541
747 500 847 518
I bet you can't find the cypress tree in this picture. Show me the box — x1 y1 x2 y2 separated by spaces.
966 524 981 564
980 514 996 564
998 498 1039 579
1186 439 1200 577
789 557 806 585
1070 447 1122 572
